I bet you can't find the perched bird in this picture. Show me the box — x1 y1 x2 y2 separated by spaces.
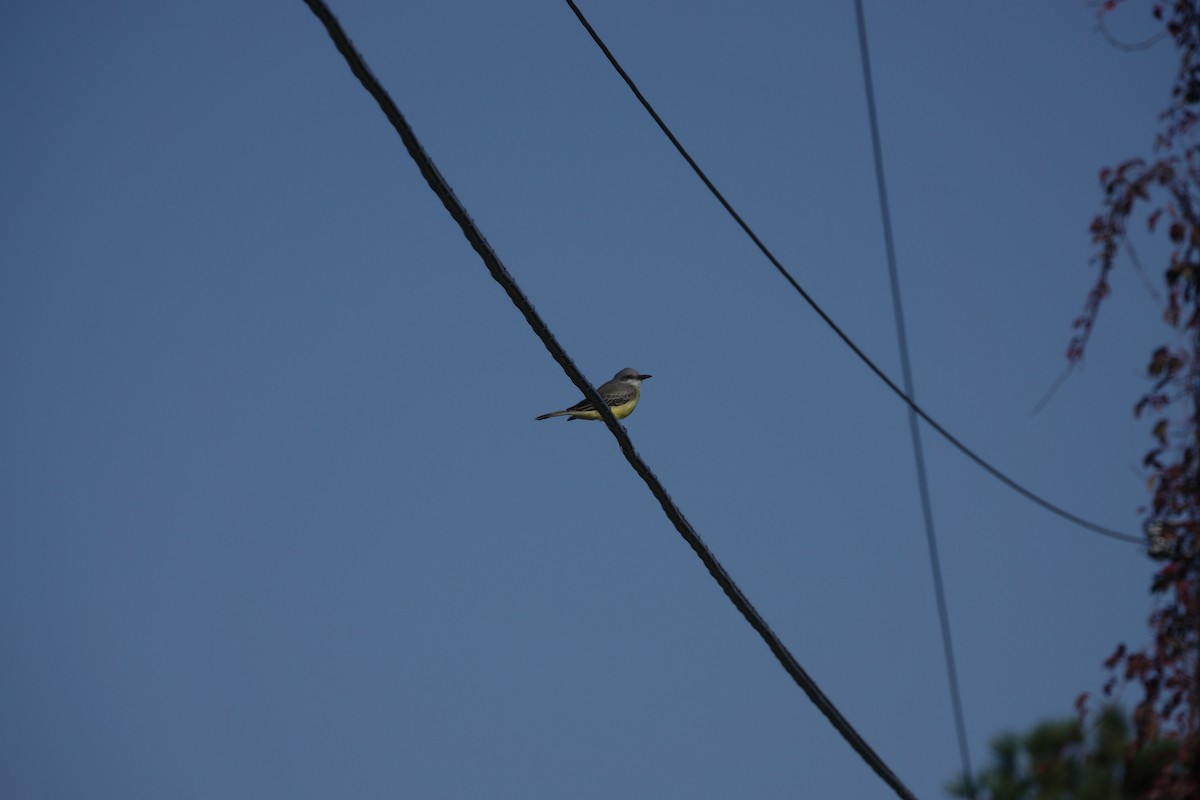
535 368 652 421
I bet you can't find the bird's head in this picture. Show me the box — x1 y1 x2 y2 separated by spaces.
614 367 652 384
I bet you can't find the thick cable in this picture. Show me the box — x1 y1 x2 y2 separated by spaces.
563 0 1140 547
300 2 918 797
853 0 975 794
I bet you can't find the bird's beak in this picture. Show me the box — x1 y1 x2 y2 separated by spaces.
638 374 652 380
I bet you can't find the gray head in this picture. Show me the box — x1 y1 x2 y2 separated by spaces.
614 367 652 383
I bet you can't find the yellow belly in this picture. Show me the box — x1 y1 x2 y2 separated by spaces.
571 397 639 420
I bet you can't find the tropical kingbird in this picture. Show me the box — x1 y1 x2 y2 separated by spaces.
535 368 652 421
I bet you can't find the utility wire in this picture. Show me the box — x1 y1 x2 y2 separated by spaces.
563 0 1141 547
853 1 975 795
300 2 918 798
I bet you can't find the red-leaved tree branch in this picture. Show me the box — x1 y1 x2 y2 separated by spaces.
1078 3 1200 797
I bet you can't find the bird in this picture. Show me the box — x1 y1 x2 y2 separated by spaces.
535 368 653 421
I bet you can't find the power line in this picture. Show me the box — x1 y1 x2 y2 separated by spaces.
562 0 1141 547
300 2 918 798
853 0 975 795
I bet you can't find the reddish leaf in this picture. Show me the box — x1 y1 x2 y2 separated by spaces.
1153 419 1169 446
1104 643 1127 668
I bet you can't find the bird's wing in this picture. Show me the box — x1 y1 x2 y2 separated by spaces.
598 382 637 407
559 381 636 414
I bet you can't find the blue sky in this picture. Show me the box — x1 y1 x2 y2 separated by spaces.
1 1 1179 797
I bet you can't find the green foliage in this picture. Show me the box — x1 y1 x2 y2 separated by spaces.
946 706 1178 800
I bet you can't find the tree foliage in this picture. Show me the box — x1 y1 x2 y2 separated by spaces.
947 706 1176 800
1015 2 1200 797
953 3 1200 796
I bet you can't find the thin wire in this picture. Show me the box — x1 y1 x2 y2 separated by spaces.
853 1 975 795
563 0 1141 547
300 2 918 797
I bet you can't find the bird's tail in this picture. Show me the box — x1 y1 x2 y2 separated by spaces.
535 410 570 420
